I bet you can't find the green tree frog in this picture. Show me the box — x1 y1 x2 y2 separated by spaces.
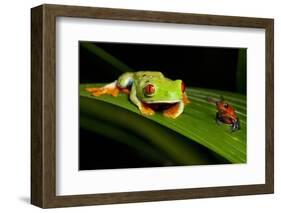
86 71 190 119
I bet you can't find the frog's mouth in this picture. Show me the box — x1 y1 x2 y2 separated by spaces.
142 100 181 104
142 101 180 111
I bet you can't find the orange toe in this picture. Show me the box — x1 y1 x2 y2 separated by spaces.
140 103 155 116
163 103 180 119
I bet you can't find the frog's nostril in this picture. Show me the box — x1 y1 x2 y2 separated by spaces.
145 84 155 95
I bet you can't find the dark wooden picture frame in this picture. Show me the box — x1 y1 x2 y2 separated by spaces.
31 4 274 208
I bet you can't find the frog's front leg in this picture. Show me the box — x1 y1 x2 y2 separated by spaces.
163 93 188 119
130 84 155 116
216 112 222 125
163 101 184 119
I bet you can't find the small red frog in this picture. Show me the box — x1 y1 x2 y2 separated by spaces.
207 96 240 132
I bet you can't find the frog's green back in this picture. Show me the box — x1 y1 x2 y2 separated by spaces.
134 71 164 79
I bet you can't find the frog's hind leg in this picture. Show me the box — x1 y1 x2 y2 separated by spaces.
163 101 184 119
86 81 120 97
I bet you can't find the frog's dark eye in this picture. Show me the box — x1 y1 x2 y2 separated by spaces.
144 84 155 95
223 103 229 108
181 81 186 92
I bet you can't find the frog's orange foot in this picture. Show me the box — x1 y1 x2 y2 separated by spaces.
163 102 182 119
139 103 155 116
85 87 120 97
183 93 191 106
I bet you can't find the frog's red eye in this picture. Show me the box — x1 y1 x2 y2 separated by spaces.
181 81 186 92
145 84 155 95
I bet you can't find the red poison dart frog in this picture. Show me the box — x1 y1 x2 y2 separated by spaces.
207 96 240 132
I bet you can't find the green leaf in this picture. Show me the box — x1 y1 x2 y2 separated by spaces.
80 84 246 164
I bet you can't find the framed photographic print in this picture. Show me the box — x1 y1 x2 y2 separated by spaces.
31 4 274 208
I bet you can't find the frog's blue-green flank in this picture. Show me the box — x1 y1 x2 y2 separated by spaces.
85 71 190 119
